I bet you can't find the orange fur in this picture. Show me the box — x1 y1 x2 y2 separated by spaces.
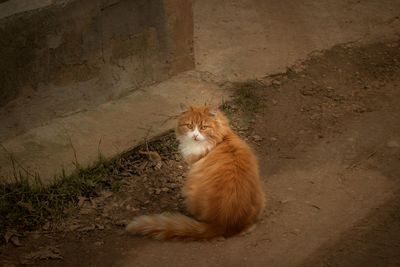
126 106 265 240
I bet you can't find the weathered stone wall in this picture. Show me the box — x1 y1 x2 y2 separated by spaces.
0 0 194 107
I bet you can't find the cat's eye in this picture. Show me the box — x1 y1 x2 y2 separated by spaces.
187 124 193 129
201 125 209 130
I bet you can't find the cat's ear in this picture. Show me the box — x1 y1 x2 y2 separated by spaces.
208 108 218 116
180 103 188 113
180 103 194 113
203 105 217 116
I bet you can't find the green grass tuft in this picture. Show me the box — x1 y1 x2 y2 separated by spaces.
0 131 179 243
219 80 267 120
0 156 122 243
232 80 266 113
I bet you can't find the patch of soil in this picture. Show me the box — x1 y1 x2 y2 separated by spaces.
299 189 400 267
1 40 400 266
0 132 190 265
254 40 400 267
257 41 400 175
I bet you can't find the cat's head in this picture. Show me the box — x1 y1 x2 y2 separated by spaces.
176 105 230 145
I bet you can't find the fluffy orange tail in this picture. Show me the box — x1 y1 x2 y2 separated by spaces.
125 213 220 240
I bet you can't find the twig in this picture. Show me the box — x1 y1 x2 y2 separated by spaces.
137 126 153 151
346 150 377 170
139 150 162 162
309 204 321 210
0 143 36 179
278 155 296 159
59 124 80 169
67 134 80 169
151 113 180 126
97 135 103 159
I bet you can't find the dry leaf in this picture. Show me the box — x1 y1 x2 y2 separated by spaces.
139 151 162 162
77 196 87 207
10 236 22 247
77 224 96 232
154 161 163 170
79 200 96 215
4 231 15 243
4 230 21 243
100 190 113 199
68 224 81 231
252 135 263 142
89 197 97 208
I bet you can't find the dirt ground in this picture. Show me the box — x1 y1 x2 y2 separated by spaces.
1 40 400 266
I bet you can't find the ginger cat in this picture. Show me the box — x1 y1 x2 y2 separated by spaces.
126 105 265 240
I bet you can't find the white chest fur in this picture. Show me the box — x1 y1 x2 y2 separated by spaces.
178 137 212 159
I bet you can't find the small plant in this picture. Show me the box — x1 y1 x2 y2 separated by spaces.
0 131 179 244
0 155 122 243
220 98 235 120
232 80 266 113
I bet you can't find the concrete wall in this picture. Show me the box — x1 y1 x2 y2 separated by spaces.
0 0 194 107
